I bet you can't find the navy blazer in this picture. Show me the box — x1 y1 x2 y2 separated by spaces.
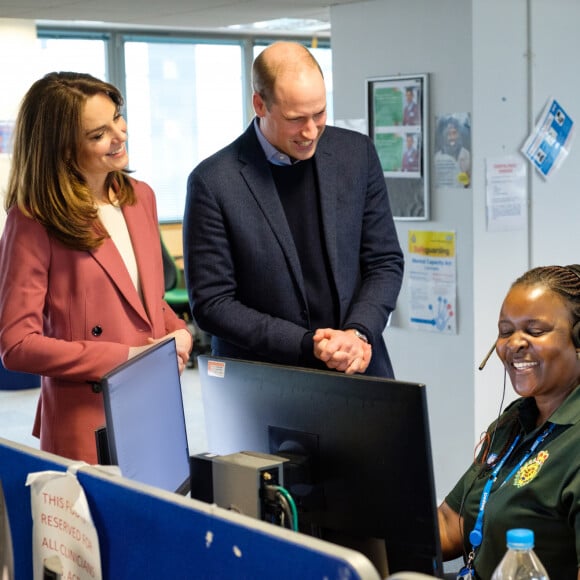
183 122 404 376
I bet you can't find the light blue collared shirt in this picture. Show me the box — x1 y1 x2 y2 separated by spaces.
253 118 295 166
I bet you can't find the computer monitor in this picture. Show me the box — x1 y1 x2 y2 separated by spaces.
97 338 190 494
197 355 443 578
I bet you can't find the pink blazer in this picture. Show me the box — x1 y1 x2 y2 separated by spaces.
0 179 188 463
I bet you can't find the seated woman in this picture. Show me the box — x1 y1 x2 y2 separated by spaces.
438 265 580 579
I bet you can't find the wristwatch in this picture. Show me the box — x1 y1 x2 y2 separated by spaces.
353 330 369 344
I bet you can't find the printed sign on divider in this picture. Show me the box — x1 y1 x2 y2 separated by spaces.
0 478 15 580
26 465 102 580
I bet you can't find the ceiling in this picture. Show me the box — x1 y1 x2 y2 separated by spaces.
0 0 364 36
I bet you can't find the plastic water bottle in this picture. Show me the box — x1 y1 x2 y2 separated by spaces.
491 528 549 579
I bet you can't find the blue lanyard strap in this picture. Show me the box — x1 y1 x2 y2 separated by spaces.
468 422 556 549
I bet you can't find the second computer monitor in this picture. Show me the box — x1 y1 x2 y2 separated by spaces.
197 355 443 577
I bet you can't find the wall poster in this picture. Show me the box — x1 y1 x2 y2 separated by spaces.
366 74 429 220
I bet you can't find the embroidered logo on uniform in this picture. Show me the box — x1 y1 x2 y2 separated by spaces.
513 450 550 488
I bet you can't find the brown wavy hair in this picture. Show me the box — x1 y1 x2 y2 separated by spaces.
5 72 136 250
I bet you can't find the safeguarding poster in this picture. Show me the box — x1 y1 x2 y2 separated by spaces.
408 230 457 334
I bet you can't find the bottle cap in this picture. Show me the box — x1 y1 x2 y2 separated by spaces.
506 528 534 550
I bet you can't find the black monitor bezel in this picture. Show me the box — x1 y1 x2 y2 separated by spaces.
197 355 443 577
98 338 191 495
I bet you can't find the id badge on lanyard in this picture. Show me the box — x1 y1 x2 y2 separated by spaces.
456 422 555 580
456 549 475 579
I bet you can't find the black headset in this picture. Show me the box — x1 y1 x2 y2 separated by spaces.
564 265 580 349
572 323 580 349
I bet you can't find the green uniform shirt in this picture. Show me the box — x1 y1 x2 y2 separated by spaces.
446 386 580 579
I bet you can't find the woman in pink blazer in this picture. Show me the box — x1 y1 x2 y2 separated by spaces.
0 72 192 463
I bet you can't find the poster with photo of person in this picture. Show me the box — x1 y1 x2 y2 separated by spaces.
434 113 472 189
367 74 429 220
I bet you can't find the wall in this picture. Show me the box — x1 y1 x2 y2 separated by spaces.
471 0 530 487
0 20 38 230
472 0 580 473
331 0 580 500
528 0 580 267
331 0 474 499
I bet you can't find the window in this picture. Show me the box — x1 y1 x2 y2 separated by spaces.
36 35 107 80
36 28 331 223
124 40 244 222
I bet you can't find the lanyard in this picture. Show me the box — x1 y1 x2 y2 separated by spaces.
457 422 556 579
468 421 556 549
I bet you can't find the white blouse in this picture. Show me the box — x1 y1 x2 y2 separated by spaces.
98 203 143 301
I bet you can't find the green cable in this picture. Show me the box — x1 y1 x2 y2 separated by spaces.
273 485 299 532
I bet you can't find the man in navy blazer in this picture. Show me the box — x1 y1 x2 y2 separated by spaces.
184 42 404 377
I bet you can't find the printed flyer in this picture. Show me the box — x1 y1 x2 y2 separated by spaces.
521 98 574 178
408 230 457 334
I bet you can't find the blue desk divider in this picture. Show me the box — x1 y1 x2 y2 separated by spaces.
0 438 380 580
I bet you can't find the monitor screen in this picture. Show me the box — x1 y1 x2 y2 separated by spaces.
99 338 190 494
197 355 443 578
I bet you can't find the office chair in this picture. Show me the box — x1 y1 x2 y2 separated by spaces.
161 236 191 321
160 235 211 367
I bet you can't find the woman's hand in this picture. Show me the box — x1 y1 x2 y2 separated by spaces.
160 329 194 373
129 329 193 374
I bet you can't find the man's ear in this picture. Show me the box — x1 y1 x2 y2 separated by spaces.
253 92 266 117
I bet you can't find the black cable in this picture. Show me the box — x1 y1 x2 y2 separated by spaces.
456 367 508 561
263 484 299 531
276 492 293 529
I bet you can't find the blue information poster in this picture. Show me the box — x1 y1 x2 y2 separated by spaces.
521 98 574 178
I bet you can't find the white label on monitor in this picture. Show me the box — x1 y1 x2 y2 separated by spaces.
207 360 226 378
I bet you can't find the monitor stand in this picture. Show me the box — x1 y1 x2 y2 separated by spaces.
95 426 111 465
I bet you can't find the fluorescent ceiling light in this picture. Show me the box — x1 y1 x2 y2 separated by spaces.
227 18 330 34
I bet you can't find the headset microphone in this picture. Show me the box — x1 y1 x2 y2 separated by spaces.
478 341 497 371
